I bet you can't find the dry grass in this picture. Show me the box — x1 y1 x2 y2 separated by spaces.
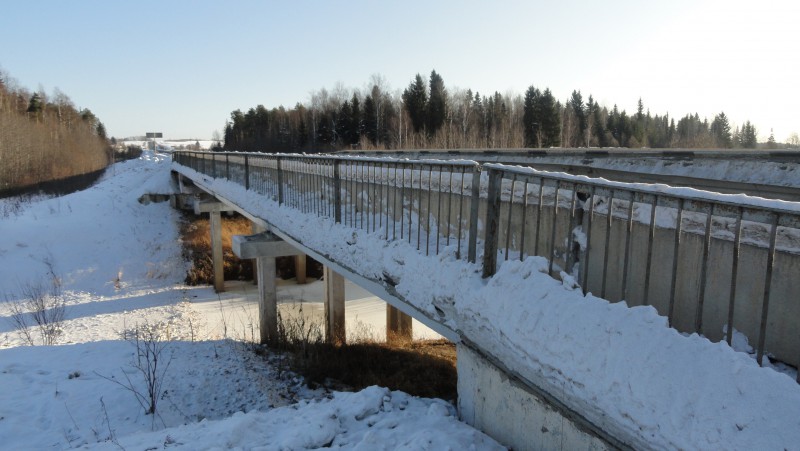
180 213 254 285
268 324 458 401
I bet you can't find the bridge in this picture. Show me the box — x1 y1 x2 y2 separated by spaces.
171 149 800 450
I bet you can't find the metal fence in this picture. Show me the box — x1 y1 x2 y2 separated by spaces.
174 151 800 379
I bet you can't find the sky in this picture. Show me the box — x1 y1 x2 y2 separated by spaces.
1 0 797 142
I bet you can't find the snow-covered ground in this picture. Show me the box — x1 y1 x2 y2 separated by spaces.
183 159 800 450
0 154 501 450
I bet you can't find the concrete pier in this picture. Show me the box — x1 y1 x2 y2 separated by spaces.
323 266 346 344
232 230 301 344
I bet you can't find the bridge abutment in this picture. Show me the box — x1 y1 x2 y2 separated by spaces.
457 344 618 451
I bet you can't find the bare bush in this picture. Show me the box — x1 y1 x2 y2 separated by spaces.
4 273 66 346
98 322 172 420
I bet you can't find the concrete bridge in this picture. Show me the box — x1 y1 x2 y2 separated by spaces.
171 150 800 450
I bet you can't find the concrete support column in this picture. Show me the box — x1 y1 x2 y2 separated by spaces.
231 230 303 346
257 255 278 344
209 210 225 293
251 222 266 285
386 305 412 343
295 254 307 284
323 266 346 345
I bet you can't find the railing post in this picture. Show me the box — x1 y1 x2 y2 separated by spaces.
333 159 342 223
225 153 230 180
244 154 250 190
277 157 284 205
467 165 481 263
482 167 502 278
211 152 217 177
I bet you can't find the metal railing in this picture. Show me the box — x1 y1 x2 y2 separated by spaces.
174 151 482 262
174 151 800 379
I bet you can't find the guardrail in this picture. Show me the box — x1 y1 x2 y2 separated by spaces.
173 150 800 380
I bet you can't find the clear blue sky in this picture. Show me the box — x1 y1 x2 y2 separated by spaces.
1 0 797 142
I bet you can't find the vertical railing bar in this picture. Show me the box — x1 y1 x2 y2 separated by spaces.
725 208 743 345
581 186 596 295
351 162 357 228
534 178 545 257
457 167 465 259
368 163 373 232
225 153 230 180
467 165 481 263
446 168 454 249
400 164 406 241
277 157 284 205
419 165 427 252
756 213 780 366
425 165 433 255
392 163 398 241
436 165 443 255
505 174 517 261
373 163 378 233
408 166 414 244
244 154 250 190
695 204 714 333
667 198 685 326
565 184 579 275
361 162 366 231
482 168 502 278
333 160 341 224
379 163 385 234
642 195 659 306
621 194 635 302
519 181 529 261
548 180 561 276
600 190 615 299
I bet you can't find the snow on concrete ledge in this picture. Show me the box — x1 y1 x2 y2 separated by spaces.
174 163 800 450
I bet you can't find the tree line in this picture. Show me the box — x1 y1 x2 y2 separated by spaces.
222 70 778 153
0 68 111 194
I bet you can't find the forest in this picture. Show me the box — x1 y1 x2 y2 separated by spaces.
0 69 110 194
222 70 776 153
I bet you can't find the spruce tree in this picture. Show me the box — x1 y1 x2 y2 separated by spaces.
426 70 446 138
537 89 560 147
363 94 377 146
569 90 586 145
523 86 540 147
402 74 427 134
710 112 732 148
